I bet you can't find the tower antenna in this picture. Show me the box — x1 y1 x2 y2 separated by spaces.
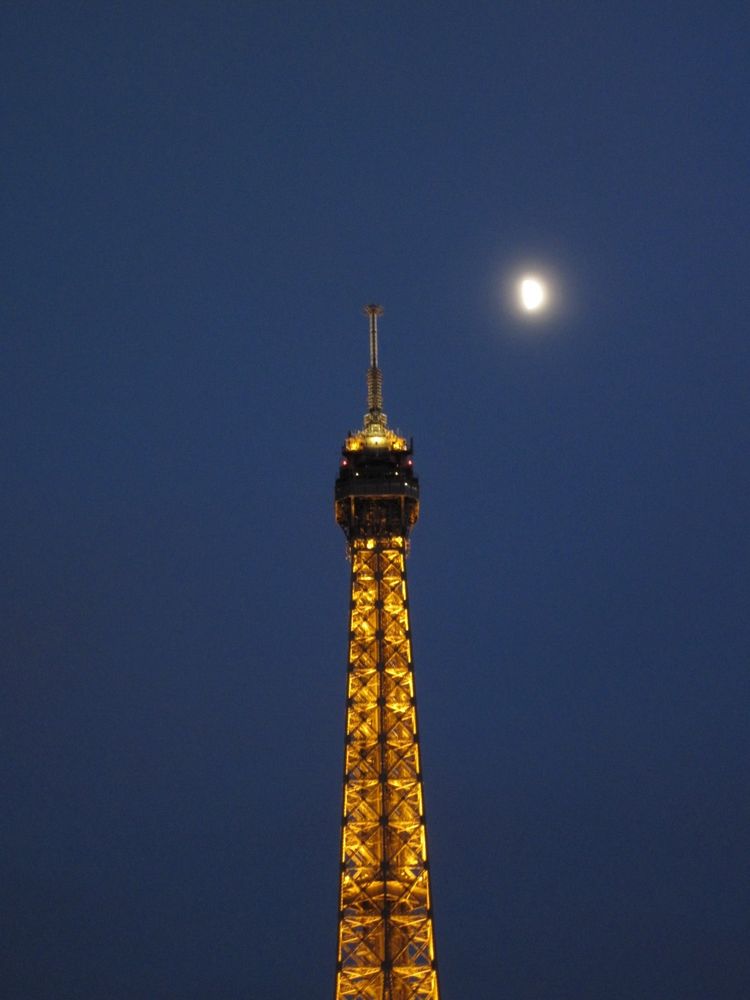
363 303 385 430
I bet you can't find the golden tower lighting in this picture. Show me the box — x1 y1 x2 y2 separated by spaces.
333 306 440 1000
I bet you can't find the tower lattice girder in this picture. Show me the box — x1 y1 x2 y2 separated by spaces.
336 537 438 1000
334 306 439 1000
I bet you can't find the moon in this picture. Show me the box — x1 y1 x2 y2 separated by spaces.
519 276 546 312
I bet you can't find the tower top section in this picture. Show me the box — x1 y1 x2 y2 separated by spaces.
345 305 407 452
336 306 419 541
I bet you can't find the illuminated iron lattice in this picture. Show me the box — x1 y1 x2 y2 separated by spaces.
333 306 439 1000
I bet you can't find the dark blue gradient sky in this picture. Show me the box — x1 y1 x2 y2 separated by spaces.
3 3 749 998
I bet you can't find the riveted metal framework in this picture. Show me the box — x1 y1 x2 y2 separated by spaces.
333 307 439 1000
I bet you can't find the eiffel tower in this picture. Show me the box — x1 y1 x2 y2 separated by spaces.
333 306 440 1000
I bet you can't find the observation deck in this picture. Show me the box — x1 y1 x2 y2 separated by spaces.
335 430 419 541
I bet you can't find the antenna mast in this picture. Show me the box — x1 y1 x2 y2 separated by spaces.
363 303 386 432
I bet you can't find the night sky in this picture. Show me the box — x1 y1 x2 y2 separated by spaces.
3 4 749 999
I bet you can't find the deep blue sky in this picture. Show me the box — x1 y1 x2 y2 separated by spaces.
3 3 749 998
